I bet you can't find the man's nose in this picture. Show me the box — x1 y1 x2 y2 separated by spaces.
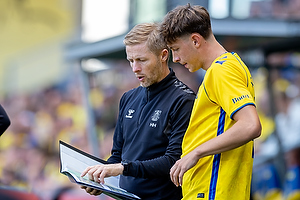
172 52 180 63
132 62 141 72
172 55 180 63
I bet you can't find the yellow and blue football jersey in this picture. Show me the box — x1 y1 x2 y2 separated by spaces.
182 52 256 200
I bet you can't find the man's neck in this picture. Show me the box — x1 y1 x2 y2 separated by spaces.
203 37 227 71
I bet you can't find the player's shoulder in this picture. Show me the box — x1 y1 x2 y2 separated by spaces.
172 79 196 97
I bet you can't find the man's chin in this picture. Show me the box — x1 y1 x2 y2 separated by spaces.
189 68 198 73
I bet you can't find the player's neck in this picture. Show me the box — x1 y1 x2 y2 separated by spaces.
203 39 227 71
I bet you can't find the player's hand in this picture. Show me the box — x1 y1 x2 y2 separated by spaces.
81 163 124 184
81 186 102 196
170 151 199 187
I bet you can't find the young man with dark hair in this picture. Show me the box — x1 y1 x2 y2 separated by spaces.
161 4 261 200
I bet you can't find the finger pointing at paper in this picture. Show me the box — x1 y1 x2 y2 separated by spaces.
81 163 124 184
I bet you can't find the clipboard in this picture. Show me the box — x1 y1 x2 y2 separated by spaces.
59 140 141 200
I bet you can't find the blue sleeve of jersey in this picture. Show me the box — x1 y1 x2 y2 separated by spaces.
126 96 194 178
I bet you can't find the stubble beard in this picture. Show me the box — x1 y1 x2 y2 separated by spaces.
140 61 163 88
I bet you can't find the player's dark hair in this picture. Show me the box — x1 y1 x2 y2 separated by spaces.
160 3 212 44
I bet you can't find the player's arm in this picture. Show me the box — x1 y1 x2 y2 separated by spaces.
195 104 261 156
170 104 261 186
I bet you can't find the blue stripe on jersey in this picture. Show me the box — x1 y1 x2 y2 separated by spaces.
217 108 225 137
209 108 225 200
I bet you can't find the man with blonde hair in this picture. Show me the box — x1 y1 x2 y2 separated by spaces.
81 23 195 199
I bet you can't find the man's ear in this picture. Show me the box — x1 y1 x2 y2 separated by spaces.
191 33 202 48
161 49 169 62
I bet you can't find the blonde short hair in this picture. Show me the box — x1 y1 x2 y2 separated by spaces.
124 23 168 56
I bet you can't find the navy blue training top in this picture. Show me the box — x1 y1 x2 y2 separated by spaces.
107 68 195 200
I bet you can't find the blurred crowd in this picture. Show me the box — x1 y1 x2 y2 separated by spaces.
0 63 130 199
251 51 300 200
0 80 90 199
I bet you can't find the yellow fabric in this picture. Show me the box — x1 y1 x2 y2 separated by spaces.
287 191 300 200
182 52 256 200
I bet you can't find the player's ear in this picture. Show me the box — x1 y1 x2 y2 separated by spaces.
191 33 202 48
161 49 169 62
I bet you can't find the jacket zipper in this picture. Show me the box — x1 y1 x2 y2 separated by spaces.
138 88 149 125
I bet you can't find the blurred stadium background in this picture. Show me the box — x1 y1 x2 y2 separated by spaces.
0 0 300 199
